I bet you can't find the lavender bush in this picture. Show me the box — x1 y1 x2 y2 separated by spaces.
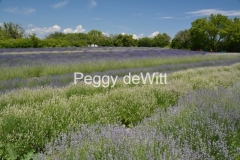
35 82 240 160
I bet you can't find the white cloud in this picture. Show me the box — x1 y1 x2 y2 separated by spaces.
120 33 144 39
154 15 192 20
0 23 3 27
133 33 144 39
102 31 110 37
28 24 33 27
63 28 73 33
132 34 138 39
52 0 69 9
75 25 86 32
160 16 174 19
5 7 36 15
149 31 160 38
26 25 61 35
89 0 97 9
186 9 240 16
63 25 86 33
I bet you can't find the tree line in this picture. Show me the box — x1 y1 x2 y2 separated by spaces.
0 14 239 52
171 14 240 52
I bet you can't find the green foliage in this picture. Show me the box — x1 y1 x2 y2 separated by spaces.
87 30 103 45
45 32 65 39
225 17 240 52
189 14 238 52
0 15 239 51
44 32 88 47
151 33 171 47
0 38 33 48
113 34 136 47
138 37 152 47
4 143 18 160
29 34 40 48
99 37 114 46
0 26 6 40
171 29 190 49
65 33 88 46
1 22 25 39
40 39 61 47
22 150 35 160
0 39 14 48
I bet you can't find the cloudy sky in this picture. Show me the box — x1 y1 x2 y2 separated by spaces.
1 0 240 38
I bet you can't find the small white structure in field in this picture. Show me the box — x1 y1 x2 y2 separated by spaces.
88 44 98 47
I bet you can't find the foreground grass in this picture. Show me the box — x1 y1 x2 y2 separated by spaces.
0 63 240 158
0 54 240 81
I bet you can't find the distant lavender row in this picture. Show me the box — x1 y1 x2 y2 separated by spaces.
0 47 205 53
0 47 206 66
35 83 240 159
1 58 239 93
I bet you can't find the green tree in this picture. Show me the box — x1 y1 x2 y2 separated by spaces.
225 17 240 52
29 33 40 48
2 22 25 39
190 14 233 51
45 32 88 47
152 33 171 47
45 32 65 39
64 33 88 47
171 29 190 49
0 26 6 39
99 37 113 46
113 34 135 47
138 37 152 47
87 30 103 45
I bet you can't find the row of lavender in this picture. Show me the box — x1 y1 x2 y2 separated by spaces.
36 82 240 159
0 47 206 53
0 48 206 66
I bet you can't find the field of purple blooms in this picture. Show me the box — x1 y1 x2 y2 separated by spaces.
0 47 239 159
0 47 206 66
37 84 240 160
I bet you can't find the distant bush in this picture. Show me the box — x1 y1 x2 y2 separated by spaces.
0 39 14 48
0 39 33 48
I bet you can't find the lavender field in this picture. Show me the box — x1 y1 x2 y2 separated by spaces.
0 47 240 159
0 47 207 66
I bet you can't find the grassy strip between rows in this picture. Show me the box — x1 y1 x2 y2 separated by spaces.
1 54 240 81
0 63 240 158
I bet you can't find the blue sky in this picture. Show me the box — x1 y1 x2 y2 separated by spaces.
1 0 240 39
